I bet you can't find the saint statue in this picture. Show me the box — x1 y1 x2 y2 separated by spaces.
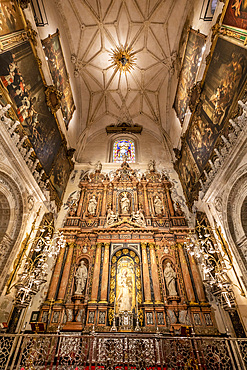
163 262 177 296
148 159 155 172
117 269 132 312
154 195 163 215
75 260 88 294
120 192 130 214
88 195 97 215
95 161 102 172
132 209 146 227
106 208 119 225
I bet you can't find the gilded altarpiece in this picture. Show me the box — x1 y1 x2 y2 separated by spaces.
41 160 218 335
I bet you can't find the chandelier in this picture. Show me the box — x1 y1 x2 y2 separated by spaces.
13 222 66 308
184 221 237 309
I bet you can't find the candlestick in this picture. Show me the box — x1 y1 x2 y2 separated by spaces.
135 292 141 331
111 295 117 332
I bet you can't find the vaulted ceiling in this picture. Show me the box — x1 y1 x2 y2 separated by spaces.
53 0 191 149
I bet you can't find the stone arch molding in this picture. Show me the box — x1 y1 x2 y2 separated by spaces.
222 164 247 273
0 171 23 274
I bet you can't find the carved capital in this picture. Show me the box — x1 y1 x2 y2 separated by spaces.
104 243 110 249
141 242 147 250
96 242 102 249
149 243 155 250
68 242 75 248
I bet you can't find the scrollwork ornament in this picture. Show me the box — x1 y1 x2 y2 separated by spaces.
188 81 202 114
26 21 37 46
45 85 63 114
17 0 31 9
214 197 223 212
211 14 222 42
205 52 212 66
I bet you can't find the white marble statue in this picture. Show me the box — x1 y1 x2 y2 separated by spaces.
117 269 132 312
163 262 177 296
95 161 102 172
148 159 155 172
132 210 146 227
154 195 163 215
120 192 130 214
75 260 88 294
88 195 97 215
106 208 119 225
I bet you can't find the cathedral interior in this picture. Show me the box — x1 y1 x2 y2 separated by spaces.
0 0 247 368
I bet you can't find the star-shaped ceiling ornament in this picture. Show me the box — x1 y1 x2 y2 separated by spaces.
110 46 136 73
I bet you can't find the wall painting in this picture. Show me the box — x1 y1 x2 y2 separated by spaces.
176 36 247 207
186 36 247 171
49 145 73 199
223 0 247 31
174 29 206 125
0 0 24 37
0 41 62 173
42 31 75 128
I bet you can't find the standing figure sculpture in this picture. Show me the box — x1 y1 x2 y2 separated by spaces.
148 159 156 172
163 262 177 296
154 195 163 215
75 260 88 294
88 195 97 215
95 161 102 173
120 192 130 214
117 269 132 312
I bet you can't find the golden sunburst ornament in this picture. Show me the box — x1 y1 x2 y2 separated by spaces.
110 45 136 73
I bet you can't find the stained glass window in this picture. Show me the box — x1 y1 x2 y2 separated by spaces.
113 139 135 163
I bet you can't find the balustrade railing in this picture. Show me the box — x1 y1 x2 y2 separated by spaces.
0 332 246 369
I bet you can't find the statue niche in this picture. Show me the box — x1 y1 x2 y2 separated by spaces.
87 194 97 215
74 259 88 296
163 260 178 297
119 191 131 215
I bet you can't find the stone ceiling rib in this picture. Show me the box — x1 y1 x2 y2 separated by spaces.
54 0 190 147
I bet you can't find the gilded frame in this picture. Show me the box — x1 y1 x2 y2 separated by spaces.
174 28 206 125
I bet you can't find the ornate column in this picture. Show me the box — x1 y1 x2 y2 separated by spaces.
76 187 86 217
165 184 174 216
90 242 102 303
141 242 152 303
100 243 110 303
47 247 66 301
149 243 162 303
101 183 108 216
188 254 207 303
57 242 75 303
177 243 196 303
142 182 150 216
